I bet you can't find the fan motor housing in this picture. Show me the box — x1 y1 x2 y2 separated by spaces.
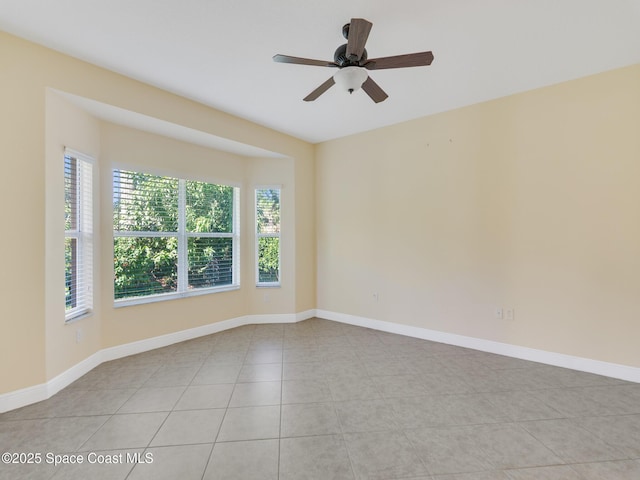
334 43 368 67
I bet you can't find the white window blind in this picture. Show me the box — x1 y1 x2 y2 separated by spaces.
256 187 281 285
113 169 239 304
64 149 93 321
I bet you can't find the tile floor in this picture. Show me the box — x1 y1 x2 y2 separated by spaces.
1 317 640 479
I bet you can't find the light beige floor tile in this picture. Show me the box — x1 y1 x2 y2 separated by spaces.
282 362 325 381
405 425 494 475
50 449 141 480
0 459 60 480
18 415 109 452
480 391 564 422
143 365 199 387
173 384 234 410
282 379 332 404
237 363 282 382
474 424 561 469
570 460 640 480
243 349 283 365
576 414 640 457
79 412 168 451
229 381 281 407
150 409 224 446
335 398 399 433
505 465 582 479
281 402 341 437
433 473 508 480
522 418 628 463
191 364 241 385
216 405 280 441
327 376 381 401
280 434 354 480
127 444 212 480
117 386 185 413
371 374 429 398
344 430 429 479
203 439 278 480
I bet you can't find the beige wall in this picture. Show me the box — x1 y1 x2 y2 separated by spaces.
0 31 315 394
245 157 296 316
1 34 48 392
45 90 102 379
316 63 640 368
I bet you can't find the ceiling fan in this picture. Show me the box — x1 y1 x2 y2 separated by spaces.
273 18 434 103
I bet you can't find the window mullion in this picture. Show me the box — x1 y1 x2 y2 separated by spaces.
177 178 188 293
234 187 240 285
79 159 92 311
74 161 84 309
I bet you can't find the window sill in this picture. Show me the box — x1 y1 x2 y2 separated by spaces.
114 284 240 308
65 309 93 324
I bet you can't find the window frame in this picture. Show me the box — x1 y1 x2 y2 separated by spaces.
113 168 240 307
255 186 281 287
64 148 94 322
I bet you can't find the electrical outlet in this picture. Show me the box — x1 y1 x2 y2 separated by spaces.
506 308 515 321
263 293 270 303
495 307 504 320
373 293 379 302
76 329 83 343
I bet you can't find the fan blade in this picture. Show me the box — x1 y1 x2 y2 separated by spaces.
361 76 388 103
364 51 434 70
273 54 338 68
303 77 336 101
346 18 373 61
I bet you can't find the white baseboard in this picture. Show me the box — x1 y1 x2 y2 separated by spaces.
47 351 103 396
4 308 638 413
316 309 640 384
0 312 310 413
0 351 104 414
296 309 317 322
0 383 47 414
101 315 252 363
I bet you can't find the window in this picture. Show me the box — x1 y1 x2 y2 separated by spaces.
65 149 93 321
256 187 281 285
113 169 239 304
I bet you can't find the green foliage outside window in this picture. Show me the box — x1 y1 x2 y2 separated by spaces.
258 237 280 283
113 170 236 300
256 188 280 283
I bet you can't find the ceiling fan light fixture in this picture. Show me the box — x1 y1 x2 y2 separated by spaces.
333 66 368 94
273 18 433 102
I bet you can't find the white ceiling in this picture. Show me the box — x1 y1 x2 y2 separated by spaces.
2 0 640 144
